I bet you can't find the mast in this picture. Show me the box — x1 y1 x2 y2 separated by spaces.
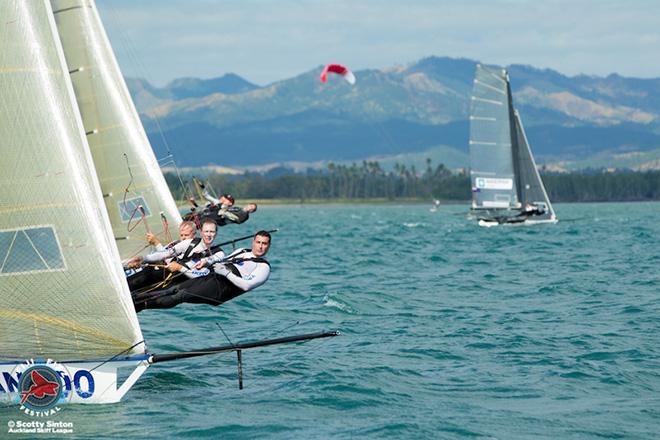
0 0 144 362
51 0 182 261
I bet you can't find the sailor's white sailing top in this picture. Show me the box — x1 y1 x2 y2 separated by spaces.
143 238 225 278
209 248 270 292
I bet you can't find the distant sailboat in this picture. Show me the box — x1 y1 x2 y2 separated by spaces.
468 64 557 227
0 0 336 405
51 0 182 260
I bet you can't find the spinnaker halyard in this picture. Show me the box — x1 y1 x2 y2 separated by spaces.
468 64 557 226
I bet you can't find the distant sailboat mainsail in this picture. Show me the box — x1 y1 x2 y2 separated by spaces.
469 64 556 225
51 0 181 259
0 0 144 363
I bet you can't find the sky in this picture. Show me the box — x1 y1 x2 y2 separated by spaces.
96 0 660 87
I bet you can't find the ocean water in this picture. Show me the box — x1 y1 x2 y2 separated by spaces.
2 202 659 439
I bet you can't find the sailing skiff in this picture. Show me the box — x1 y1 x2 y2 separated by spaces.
0 0 336 406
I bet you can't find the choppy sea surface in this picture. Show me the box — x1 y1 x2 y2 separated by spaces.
2 202 660 439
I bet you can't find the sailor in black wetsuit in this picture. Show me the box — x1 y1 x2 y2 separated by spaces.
132 230 271 312
187 185 257 226
517 202 547 218
125 219 224 292
201 203 257 226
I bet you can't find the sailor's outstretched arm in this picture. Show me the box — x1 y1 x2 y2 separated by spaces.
143 248 175 263
196 250 226 269
222 264 270 292
144 238 194 263
202 188 221 205
168 261 210 279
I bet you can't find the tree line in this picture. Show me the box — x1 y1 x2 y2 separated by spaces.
164 160 660 202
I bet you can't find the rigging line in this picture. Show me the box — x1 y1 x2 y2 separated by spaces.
120 223 171 261
215 322 235 347
103 2 192 202
271 321 300 337
204 178 218 199
121 152 134 210
126 204 145 232
192 176 205 201
217 229 279 248
161 212 172 242
87 340 147 373
132 272 176 295
139 205 151 234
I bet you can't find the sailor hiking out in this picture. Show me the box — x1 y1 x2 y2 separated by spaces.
184 179 257 226
125 219 224 292
132 230 271 312
145 220 196 252
200 203 258 226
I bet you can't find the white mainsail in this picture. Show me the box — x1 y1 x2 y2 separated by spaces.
0 0 149 405
0 0 143 363
469 64 518 210
51 0 182 260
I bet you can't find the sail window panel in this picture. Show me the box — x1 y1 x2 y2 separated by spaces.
0 226 65 275
118 197 151 222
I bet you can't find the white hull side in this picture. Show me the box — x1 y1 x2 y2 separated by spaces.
478 217 558 227
0 358 149 405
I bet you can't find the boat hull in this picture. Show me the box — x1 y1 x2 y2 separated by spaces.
478 217 558 227
0 357 149 405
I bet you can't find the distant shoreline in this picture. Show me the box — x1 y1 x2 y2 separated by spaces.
178 198 660 208
179 197 470 207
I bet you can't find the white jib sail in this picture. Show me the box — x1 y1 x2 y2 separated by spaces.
51 0 182 261
0 0 144 364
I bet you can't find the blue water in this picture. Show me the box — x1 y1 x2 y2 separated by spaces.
3 202 659 439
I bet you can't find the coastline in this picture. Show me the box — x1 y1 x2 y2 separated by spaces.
178 197 470 207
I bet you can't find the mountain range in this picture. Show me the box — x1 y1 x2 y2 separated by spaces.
126 56 660 172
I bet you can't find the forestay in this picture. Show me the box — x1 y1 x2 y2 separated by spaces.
51 0 181 260
0 0 143 362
